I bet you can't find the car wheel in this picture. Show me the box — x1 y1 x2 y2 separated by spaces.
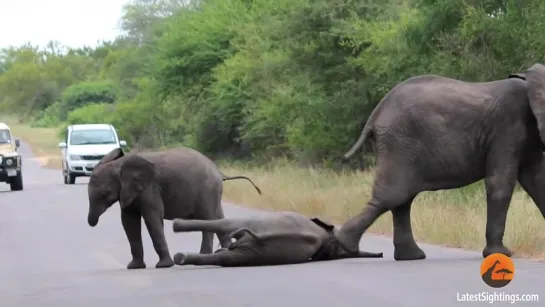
67 172 76 184
64 169 76 184
10 171 23 191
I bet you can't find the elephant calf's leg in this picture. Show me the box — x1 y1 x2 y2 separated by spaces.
121 209 146 269
174 250 254 267
142 213 174 268
392 198 425 261
200 231 214 254
173 218 244 237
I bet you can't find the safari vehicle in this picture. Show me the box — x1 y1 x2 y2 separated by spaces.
58 124 126 184
0 122 23 191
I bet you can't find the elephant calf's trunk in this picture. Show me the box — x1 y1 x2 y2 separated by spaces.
88 215 98 227
87 207 104 227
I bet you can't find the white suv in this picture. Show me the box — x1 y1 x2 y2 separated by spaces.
58 124 127 184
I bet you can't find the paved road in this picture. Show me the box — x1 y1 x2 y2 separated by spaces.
1 142 544 307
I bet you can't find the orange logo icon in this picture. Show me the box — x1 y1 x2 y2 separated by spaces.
480 253 515 288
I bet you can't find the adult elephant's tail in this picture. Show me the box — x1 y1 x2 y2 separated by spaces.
344 117 378 161
222 174 262 195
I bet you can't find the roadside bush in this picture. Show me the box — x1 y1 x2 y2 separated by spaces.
57 80 118 120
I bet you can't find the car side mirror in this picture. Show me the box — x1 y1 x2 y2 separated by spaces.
15 139 20 148
119 140 127 146
58 142 67 148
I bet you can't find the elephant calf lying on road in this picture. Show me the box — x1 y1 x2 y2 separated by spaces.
171 212 383 267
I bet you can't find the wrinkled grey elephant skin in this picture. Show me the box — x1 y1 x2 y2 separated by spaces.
171 211 383 267
335 63 545 261
86 146 262 270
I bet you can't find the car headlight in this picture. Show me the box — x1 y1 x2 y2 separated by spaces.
0 156 3 163
6 159 13 166
69 155 82 160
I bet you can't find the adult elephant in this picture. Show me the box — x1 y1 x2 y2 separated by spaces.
171 211 383 267
334 63 545 261
87 147 262 269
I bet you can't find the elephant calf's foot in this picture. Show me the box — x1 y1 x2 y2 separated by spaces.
173 253 187 266
482 245 512 259
155 257 175 268
394 243 426 261
127 259 146 270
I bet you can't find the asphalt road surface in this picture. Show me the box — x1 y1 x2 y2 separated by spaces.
1 142 544 307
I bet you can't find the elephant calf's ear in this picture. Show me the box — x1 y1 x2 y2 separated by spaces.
310 217 335 232
508 73 526 80
119 155 155 209
97 148 124 168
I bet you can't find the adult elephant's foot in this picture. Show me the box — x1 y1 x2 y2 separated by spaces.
334 231 360 254
173 253 186 266
156 257 175 268
127 259 146 269
482 245 512 258
394 243 426 261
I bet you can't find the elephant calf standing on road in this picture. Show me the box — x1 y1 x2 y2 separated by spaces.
87 147 262 269
335 63 545 261
171 211 383 267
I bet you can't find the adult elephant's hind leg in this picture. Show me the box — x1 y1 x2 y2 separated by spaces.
392 197 425 260
335 163 416 255
482 163 517 259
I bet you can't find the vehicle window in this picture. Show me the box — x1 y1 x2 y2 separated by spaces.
69 129 117 145
0 129 11 144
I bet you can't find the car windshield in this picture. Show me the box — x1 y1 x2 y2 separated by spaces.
69 129 117 145
0 129 12 144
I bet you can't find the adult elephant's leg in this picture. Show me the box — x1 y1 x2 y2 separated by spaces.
173 250 254 267
482 157 518 258
141 199 174 268
517 152 545 218
392 197 425 260
335 162 416 254
121 208 146 269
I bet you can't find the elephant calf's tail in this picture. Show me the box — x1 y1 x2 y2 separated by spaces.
222 174 262 195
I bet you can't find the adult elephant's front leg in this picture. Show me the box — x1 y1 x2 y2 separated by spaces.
482 160 517 258
173 250 253 267
142 210 174 268
121 208 146 269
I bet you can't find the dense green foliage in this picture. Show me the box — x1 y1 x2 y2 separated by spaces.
1 0 545 165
